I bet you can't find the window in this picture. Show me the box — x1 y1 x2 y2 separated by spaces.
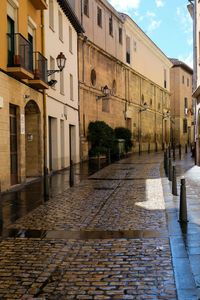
60 70 64 94
184 97 188 109
182 75 184 84
109 16 113 36
133 40 137 52
126 35 130 64
97 6 102 27
84 0 89 17
69 26 72 53
7 16 15 66
119 27 122 44
183 118 188 133
58 10 63 41
187 78 189 87
50 56 55 83
70 74 73 100
91 69 96 86
49 0 54 30
28 16 36 51
164 69 167 88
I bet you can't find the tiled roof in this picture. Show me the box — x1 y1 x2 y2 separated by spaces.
169 58 193 74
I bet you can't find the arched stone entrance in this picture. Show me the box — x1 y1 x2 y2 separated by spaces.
25 100 41 177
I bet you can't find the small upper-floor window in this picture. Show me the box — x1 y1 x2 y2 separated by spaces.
164 69 167 88
70 74 73 100
182 75 184 84
84 0 89 17
187 78 189 87
109 16 113 36
58 10 63 41
50 56 56 88
184 97 188 109
49 0 54 30
69 26 73 53
126 35 130 64
183 118 188 133
119 27 122 44
97 6 102 27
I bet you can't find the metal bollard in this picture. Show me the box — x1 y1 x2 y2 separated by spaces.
173 146 176 161
107 149 111 165
44 167 50 200
172 165 178 196
179 144 181 158
179 178 188 223
69 160 74 187
148 143 150 153
164 150 167 174
165 155 169 177
155 142 158 152
168 158 172 181
185 144 188 154
168 146 171 158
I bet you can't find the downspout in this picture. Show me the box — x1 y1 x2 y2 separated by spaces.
41 10 48 197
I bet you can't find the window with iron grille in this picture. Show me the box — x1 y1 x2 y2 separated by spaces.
84 0 89 17
183 118 187 133
97 6 102 27
109 16 113 36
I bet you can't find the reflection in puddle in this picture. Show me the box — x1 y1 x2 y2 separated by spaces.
0 159 109 235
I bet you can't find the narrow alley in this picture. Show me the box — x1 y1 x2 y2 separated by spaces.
0 151 199 299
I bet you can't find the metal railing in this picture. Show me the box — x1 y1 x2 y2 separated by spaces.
33 52 48 83
7 33 33 73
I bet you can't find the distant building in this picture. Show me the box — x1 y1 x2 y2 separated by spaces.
70 0 172 159
170 59 194 147
0 0 48 192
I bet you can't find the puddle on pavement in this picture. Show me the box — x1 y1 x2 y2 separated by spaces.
2 229 168 240
0 159 110 235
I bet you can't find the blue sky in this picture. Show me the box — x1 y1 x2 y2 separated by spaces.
108 0 193 67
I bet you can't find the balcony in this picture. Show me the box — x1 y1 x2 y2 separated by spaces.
28 52 48 89
30 0 48 10
7 33 34 79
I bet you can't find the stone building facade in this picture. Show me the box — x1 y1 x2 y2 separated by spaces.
170 59 194 147
70 0 172 159
0 0 48 192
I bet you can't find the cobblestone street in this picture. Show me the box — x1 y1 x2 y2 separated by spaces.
0 153 182 299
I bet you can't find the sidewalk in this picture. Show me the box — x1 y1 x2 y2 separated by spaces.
0 151 199 299
162 151 200 300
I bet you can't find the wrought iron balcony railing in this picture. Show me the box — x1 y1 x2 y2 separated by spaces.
7 33 33 74
33 51 48 83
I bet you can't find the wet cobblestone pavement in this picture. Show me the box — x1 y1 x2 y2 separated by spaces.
0 153 178 299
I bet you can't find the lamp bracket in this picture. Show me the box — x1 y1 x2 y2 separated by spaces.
47 69 60 77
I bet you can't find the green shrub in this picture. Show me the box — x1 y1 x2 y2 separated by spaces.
114 127 133 152
88 121 115 156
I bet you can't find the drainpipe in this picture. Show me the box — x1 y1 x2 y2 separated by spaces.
41 10 48 196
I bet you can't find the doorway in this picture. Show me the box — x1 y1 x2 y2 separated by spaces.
25 100 40 177
9 104 18 185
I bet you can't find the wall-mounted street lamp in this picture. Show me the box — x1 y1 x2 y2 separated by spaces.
96 85 111 100
139 102 148 112
47 52 67 86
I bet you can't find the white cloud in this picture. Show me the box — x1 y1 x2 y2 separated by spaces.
108 0 140 11
147 19 161 33
155 0 165 8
